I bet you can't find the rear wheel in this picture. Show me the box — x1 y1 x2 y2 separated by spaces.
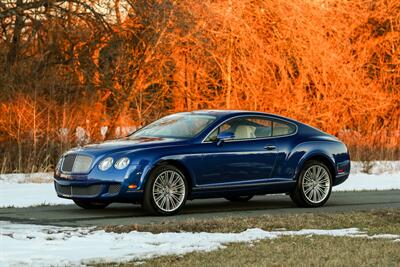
73 199 110 209
290 160 332 207
225 195 254 202
142 165 188 216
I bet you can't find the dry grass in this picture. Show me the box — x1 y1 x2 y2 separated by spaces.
102 209 400 236
136 237 400 267
96 209 400 267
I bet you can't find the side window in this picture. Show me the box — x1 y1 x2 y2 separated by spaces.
205 116 273 141
206 128 218 142
272 121 296 136
206 123 230 142
250 118 272 138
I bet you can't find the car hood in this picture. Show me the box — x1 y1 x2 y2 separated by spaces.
66 137 187 157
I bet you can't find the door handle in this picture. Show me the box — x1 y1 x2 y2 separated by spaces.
264 145 276 150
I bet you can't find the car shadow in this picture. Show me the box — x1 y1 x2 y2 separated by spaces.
181 197 296 215
65 195 298 218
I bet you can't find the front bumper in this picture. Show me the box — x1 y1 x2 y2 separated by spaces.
54 180 144 202
54 164 145 202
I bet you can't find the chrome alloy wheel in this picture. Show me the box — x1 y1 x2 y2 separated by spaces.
152 170 186 212
301 165 331 204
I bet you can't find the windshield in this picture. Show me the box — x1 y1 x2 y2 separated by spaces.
130 114 217 139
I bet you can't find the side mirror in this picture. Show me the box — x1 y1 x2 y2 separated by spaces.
216 132 235 146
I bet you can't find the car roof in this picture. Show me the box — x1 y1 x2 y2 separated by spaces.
183 110 298 123
175 110 331 140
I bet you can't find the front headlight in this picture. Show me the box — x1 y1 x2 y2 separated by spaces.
114 157 130 170
98 157 113 171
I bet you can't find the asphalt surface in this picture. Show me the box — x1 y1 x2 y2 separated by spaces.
1 190 399 227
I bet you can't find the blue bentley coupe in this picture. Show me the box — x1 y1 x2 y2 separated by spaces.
54 110 350 215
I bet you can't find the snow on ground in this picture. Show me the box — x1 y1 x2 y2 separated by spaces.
333 160 400 191
0 161 399 208
0 172 53 184
0 183 72 207
333 172 400 191
0 221 399 267
0 172 71 207
350 161 400 174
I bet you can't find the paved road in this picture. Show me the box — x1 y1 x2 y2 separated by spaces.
1 190 399 227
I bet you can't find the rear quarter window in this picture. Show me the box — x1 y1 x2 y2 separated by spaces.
272 121 296 136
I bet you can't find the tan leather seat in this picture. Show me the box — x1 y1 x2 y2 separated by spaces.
273 126 290 136
234 125 256 139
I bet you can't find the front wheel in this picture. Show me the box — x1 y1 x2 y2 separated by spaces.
290 160 332 207
142 165 188 216
73 199 110 209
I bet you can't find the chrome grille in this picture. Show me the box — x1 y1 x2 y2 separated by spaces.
62 154 76 172
55 183 102 197
73 155 92 173
61 154 93 173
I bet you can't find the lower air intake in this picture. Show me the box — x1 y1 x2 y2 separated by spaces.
108 184 121 195
55 183 102 197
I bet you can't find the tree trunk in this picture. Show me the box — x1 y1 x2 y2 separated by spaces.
7 0 24 66
115 0 121 25
225 0 233 109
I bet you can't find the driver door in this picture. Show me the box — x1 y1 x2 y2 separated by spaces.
197 116 278 187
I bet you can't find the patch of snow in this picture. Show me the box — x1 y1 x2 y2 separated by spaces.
0 183 72 208
0 172 53 184
350 161 400 175
349 233 400 241
277 228 362 237
366 234 400 239
0 222 399 267
333 172 400 191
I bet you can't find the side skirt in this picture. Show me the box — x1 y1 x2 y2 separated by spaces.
189 180 296 200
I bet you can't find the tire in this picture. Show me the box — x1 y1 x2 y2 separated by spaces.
225 195 254 202
73 199 110 209
142 165 188 216
290 160 332 207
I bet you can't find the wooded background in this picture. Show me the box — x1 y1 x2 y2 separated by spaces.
0 0 399 173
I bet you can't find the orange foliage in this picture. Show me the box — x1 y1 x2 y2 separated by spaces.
159 0 400 152
0 0 399 171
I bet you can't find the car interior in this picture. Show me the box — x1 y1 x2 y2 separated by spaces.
206 117 295 142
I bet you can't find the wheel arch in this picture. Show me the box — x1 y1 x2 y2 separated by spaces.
296 153 336 181
144 158 194 195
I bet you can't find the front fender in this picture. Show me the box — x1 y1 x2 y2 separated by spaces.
139 155 198 190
